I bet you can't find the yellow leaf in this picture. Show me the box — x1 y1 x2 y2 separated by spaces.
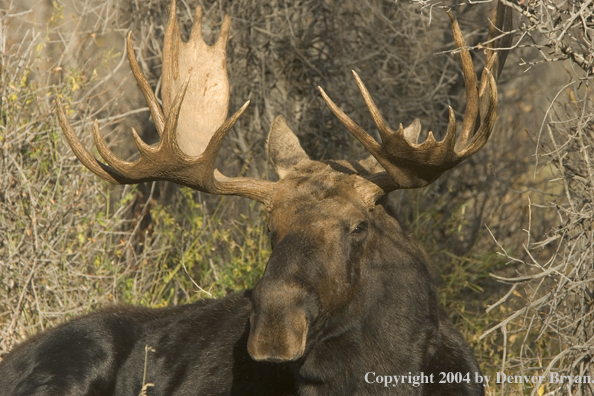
538 384 545 396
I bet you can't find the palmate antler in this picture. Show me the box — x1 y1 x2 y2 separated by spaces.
57 0 511 207
319 6 512 196
57 0 275 206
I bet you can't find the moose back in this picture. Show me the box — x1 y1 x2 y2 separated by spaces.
0 1 511 395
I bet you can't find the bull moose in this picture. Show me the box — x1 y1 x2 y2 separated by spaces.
0 1 511 395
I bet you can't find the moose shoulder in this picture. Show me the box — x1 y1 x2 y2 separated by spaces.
0 1 512 395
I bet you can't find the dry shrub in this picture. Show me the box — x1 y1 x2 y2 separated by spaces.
469 0 593 394
0 0 157 351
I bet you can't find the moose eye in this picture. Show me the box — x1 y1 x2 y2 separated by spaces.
351 222 367 235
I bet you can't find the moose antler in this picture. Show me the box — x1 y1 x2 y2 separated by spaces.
57 0 275 206
319 7 512 193
58 0 511 209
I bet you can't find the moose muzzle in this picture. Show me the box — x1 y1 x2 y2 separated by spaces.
247 234 321 362
247 299 308 362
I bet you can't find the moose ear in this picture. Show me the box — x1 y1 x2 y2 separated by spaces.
266 116 309 179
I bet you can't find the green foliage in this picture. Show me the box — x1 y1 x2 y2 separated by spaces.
147 188 270 302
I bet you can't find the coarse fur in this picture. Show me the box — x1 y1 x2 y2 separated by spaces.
0 293 295 395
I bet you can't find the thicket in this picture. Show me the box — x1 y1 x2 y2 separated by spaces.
1 0 591 395
475 0 593 394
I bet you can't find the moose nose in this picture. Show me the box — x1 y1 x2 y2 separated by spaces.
247 283 309 363
247 311 308 363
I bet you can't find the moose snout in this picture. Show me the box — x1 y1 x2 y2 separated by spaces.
247 309 308 362
247 280 312 363
247 233 323 362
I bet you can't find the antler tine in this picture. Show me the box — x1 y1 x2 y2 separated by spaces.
91 76 191 180
318 85 382 157
344 71 398 147
56 99 134 184
459 67 497 158
446 9 479 149
320 5 505 192
126 32 165 136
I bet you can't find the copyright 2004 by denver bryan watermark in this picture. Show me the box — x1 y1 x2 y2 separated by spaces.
364 371 593 388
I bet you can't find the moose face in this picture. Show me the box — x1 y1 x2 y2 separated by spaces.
247 119 383 363
247 171 375 362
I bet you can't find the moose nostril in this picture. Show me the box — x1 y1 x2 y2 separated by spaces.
265 357 284 363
